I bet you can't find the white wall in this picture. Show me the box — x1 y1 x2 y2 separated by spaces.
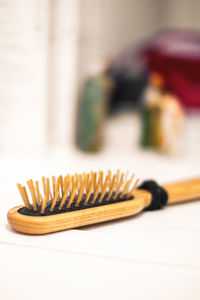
0 0 49 154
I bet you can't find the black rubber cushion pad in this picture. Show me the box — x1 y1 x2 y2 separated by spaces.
138 180 168 210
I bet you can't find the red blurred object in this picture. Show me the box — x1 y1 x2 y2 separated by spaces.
143 29 200 110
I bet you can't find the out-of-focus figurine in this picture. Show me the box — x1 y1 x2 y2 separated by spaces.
160 94 184 156
76 64 113 152
141 73 164 148
141 72 184 155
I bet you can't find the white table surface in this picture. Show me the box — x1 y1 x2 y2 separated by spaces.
0 112 200 300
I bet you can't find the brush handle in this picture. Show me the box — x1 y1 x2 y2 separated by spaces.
163 178 200 205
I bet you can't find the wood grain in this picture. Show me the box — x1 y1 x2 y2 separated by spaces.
163 178 200 205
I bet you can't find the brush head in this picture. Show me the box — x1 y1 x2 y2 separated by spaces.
17 170 139 216
18 192 134 216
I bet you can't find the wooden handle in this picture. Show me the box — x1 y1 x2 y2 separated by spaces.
163 178 200 205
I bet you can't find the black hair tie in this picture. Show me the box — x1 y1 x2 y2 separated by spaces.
138 180 168 211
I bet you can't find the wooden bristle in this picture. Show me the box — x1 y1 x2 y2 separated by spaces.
91 183 101 204
22 187 32 210
17 170 139 215
98 182 109 203
75 177 85 207
46 178 50 202
107 175 116 201
50 188 59 212
86 173 90 192
47 178 53 201
59 175 64 196
98 171 103 186
50 179 60 212
67 182 77 208
71 175 75 192
35 181 41 205
116 169 120 185
52 176 56 197
27 180 37 211
84 178 93 206
59 186 69 210
66 175 71 187
41 185 48 214
120 173 134 198
113 173 124 200
107 170 111 183
17 184 31 209
93 172 97 188
128 178 139 196
59 176 70 210
42 176 46 195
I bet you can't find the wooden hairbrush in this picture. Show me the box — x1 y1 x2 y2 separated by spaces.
7 170 200 235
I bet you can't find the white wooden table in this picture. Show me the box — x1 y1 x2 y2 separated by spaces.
0 113 200 300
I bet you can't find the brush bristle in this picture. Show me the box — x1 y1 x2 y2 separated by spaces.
17 170 139 216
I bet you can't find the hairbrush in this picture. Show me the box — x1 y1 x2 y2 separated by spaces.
7 170 200 235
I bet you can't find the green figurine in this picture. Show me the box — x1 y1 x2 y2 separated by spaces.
76 74 113 152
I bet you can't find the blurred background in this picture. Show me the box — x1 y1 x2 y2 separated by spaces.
0 0 200 174
1 3 200 299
